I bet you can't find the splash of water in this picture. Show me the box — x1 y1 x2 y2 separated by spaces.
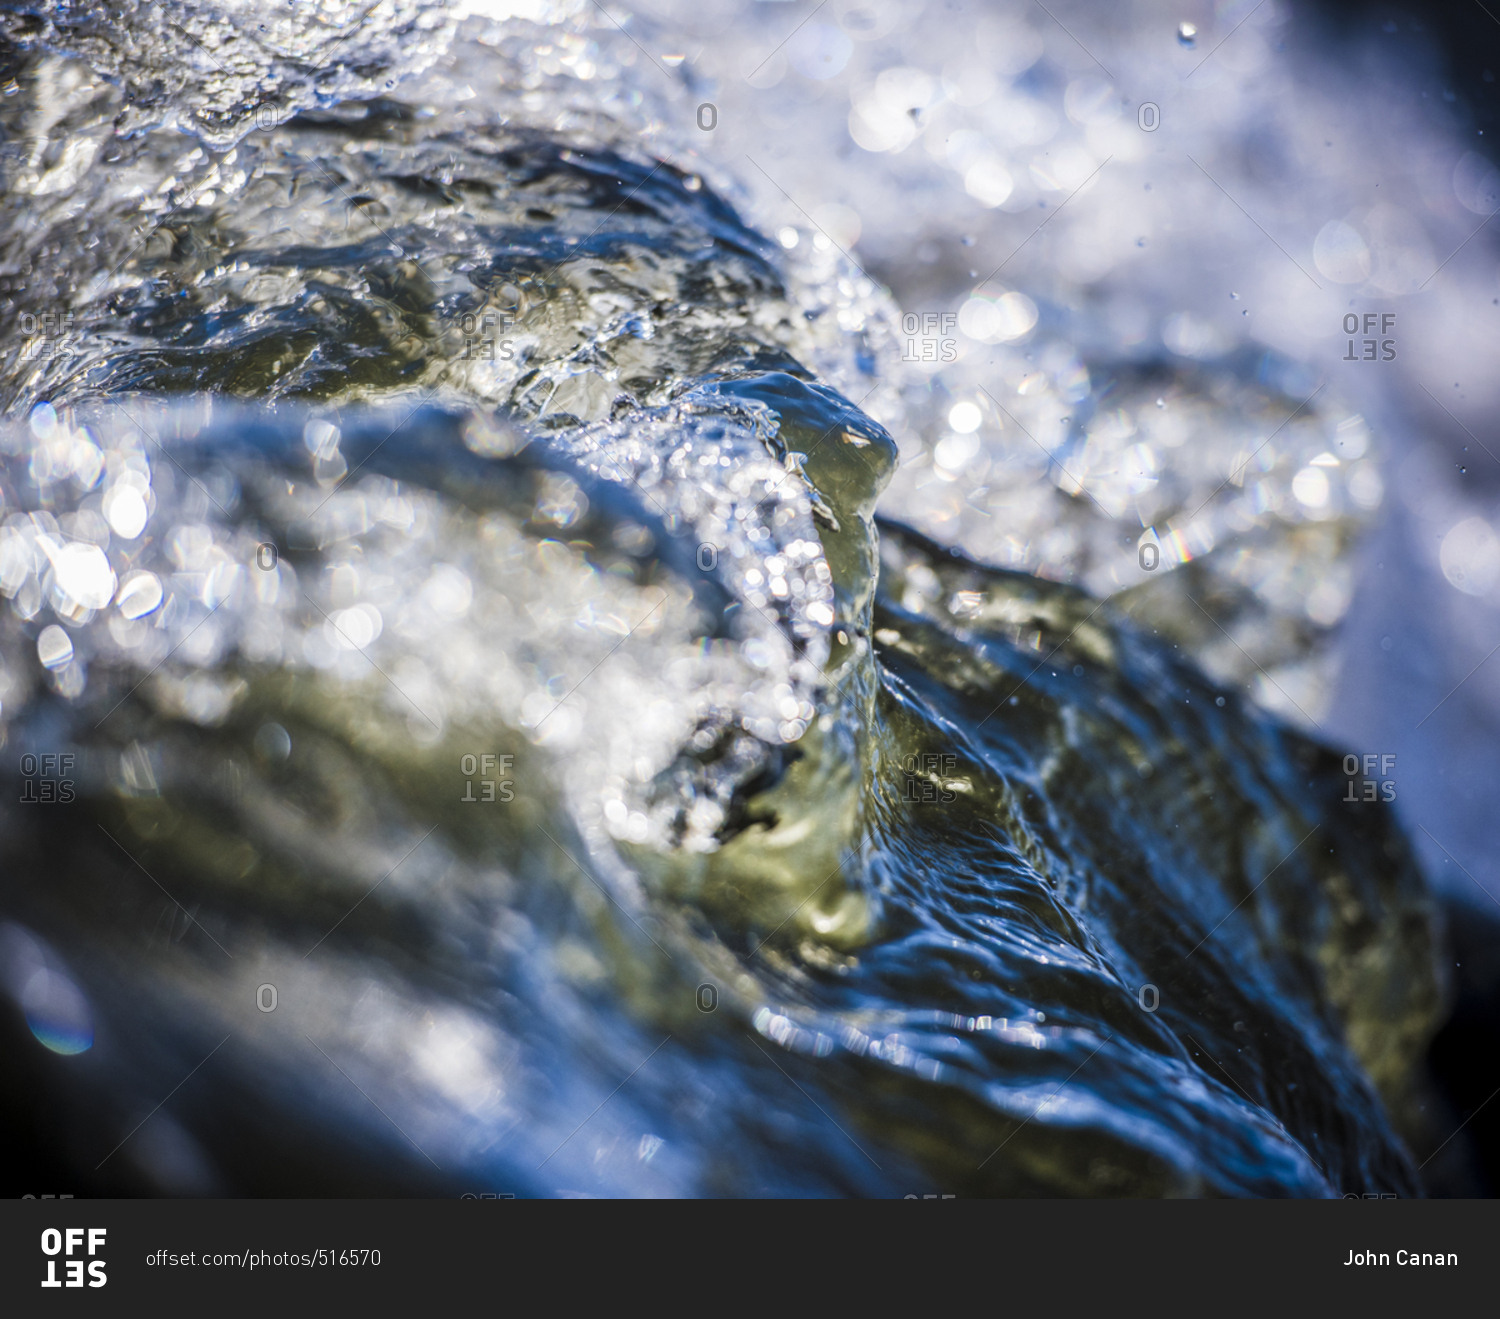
0 2 1447 1196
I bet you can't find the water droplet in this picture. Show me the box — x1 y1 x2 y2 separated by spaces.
1177 22 1198 48
960 234 975 247
37 625 73 669
116 571 163 620
23 968 93 1055
52 541 117 610
1230 292 1239 300
1155 397 1166 408
103 483 149 539
28 402 58 440
1136 237 1147 247
254 722 292 763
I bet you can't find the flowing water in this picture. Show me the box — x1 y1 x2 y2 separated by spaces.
0 1 1456 1196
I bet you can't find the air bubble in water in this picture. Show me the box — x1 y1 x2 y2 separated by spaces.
1178 22 1198 48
